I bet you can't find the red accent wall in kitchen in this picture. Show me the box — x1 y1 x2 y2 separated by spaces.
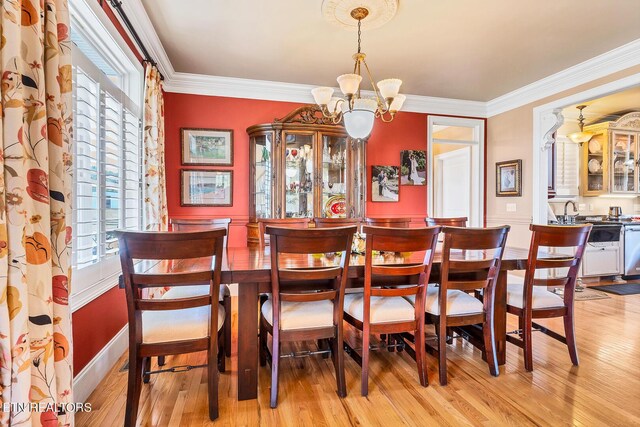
164 92 429 246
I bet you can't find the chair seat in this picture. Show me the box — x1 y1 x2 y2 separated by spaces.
142 304 225 344
162 284 228 302
407 287 484 316
344 293 415 324
261 298 334 330
506 283 565 309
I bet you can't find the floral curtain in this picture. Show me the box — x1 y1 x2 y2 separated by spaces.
143 64 167 232
0 0 74 426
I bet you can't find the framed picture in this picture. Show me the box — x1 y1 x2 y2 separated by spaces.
181 169 233 207
400 150 427 185
496 159 522 197
181 128 233 166
371 165 400 202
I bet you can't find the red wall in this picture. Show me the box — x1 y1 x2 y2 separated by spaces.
72 286 128 375
164 93 429 245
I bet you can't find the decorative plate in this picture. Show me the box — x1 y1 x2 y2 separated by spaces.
324 195 346 218
588 158 601 173
588 139 601 154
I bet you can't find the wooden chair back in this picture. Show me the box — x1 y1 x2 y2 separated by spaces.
117 230 226 353
361 225 441 307
364 217 411 228
313 217 360 228
523 224 591 303
258 218 310 247
266 226 357 331
171 217 231 247
425 217 467 227
439 226 510 315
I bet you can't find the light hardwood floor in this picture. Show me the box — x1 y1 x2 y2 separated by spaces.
78 291 640 426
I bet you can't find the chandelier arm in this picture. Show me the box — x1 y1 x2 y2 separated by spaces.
379 110 396 123
362 58 386 111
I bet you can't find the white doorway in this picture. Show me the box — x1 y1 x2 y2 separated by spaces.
428 116 485 227
434 146 471 218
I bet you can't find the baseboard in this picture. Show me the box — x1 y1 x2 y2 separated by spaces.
74 325 128 403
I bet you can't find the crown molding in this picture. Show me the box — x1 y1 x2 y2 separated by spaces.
486 38 640 117
163 72 487 116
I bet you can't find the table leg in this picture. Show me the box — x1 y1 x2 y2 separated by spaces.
495 270 507 365
237 282 259 400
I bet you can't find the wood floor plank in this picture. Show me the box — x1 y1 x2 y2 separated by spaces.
77 291 640 426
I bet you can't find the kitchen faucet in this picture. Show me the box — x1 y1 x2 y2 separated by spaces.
562 201 578 224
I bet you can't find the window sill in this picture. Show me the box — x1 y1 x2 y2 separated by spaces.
70 269 121 312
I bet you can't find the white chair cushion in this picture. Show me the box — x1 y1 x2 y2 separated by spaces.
406 287 484 316
142 304 225 344
344 293 415 324
506 283 564 309
162 285 227 302
261 298 334 330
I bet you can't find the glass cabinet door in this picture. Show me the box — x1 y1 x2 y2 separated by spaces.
321 135 348 217
253 134 273 218
585 132 606 193
284 132 314 218
611 132 636 193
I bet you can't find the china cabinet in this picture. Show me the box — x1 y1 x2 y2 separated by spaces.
247 105 366 245
579 112 640 196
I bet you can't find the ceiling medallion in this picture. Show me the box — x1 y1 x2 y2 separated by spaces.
321 0 398 31
312 2 404 140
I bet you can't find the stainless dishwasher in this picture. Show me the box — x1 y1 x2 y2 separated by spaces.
624 225 640 276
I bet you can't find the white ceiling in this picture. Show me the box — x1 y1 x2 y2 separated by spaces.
140 0 640 102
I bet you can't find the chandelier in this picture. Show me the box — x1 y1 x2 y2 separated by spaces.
311 7 405 140
568 105 594 144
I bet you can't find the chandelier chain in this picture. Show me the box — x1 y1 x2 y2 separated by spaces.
357 19 362 54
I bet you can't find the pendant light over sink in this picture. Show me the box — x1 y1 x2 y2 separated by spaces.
311 6 405 140
568 105 594 144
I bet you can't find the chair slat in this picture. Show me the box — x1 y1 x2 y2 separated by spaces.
371 286 421 297
535 258 578 269
132 271 213 287
280 290 338 302
533 277 570 288
448 259 496 272
372 264 426 276
279 267 342 281
447 279 490 291
137 296 211 311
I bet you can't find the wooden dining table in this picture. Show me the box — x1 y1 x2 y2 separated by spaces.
134 245 532 401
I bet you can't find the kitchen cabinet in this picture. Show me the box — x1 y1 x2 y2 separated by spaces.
579 112 640 196
246 105 366 245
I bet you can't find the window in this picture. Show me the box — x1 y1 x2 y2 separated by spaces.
69 0 143 310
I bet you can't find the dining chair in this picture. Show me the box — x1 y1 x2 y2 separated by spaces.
164 217 232 359
343 226 441 395
117 229 226 425
257 218 310 246
259 225 356 408
425 217 468 227
413 225 510 385
364 217 412 228
313 217 360 228
506 224 591 371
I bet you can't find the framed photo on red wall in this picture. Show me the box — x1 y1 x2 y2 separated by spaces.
181 169 233 207
181 128 234 166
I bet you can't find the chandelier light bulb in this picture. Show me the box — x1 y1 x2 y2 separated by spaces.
337 74 362 96
389 94 406 112
377 78 402 99
311 87 334 105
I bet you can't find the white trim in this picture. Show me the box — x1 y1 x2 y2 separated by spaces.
427 116 485 227
531 73 640 226
70 272 120 312
486 215 532 225
487 38 640 117
74 326 128 403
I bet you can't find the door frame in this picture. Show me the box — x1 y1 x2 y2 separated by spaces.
531 73 640 225
427 116 485 227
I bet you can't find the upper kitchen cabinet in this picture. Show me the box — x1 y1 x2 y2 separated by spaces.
579 112 640 196
246 105 366 245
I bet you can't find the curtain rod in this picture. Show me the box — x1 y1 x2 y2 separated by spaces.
105 0 164 80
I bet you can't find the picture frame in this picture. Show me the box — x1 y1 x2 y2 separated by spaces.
371 165 400 202
400 150 427 186
181 169 233 207
181 128 234 166
496 159 522 197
